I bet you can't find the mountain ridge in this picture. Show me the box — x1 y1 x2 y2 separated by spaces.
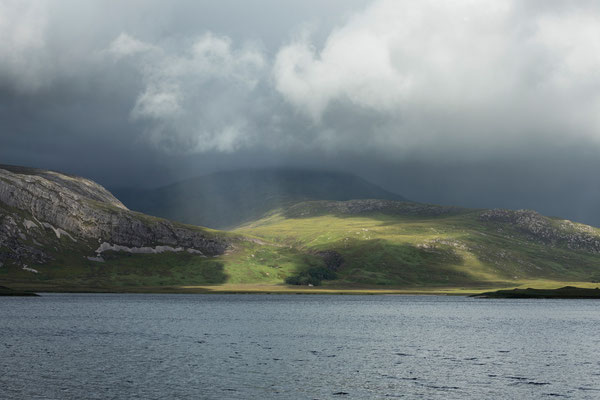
113 168 405 229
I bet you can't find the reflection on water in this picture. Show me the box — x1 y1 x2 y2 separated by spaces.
1 294 600 399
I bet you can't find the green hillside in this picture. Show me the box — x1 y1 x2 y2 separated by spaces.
234 200 600 289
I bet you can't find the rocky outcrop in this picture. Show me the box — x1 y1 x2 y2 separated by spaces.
0 166 230 267
0 213 51 266
479 209 600 253
0 164 126 209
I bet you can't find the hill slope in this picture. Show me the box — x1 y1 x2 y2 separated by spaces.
235 200 600 288
113 168 404 229
0 165 323 291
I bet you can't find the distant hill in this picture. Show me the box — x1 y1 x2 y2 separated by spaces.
113 169 404 229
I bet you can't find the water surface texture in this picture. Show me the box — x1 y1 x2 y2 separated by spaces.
1 294 600 399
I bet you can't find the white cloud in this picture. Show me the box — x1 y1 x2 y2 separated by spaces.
107 33 156 58
273 0 600 152
0 0 49 92
4 0 600 158
112 32 266 152
131 85 182 120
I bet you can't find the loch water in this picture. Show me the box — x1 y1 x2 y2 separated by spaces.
1 294 599 399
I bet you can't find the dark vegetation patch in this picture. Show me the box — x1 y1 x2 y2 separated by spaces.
0 285 38 296
285 249 345 286
313 250 344 271
285 266 337 286
474 286 600 299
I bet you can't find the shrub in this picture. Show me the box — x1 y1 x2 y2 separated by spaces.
285 266 337 286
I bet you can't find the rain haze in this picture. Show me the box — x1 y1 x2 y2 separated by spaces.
2 0 600 225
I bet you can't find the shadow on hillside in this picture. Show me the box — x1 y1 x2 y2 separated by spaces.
48 253 231 287
300 238 492 287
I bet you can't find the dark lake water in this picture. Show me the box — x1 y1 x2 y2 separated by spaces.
1 294 600 399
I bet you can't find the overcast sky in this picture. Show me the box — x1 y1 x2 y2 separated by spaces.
1 0 600 225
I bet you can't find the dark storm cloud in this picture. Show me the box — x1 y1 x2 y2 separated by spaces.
1 0 600 225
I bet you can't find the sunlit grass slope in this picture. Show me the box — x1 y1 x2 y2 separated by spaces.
234 200 600 289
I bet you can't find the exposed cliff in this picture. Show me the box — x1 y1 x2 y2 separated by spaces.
0 166 230 269
0 164 126 209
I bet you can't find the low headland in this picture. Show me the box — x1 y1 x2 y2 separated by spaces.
473 286 600 299
0 285 39 296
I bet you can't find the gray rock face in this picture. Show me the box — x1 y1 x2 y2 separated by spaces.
0 166 230 267
0 164 126 210
0 213 51 266
479 209 600 253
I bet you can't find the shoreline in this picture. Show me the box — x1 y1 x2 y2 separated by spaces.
2 281 599 296
2 288 480 296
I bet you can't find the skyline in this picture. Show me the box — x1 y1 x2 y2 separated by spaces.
2 0 600 225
